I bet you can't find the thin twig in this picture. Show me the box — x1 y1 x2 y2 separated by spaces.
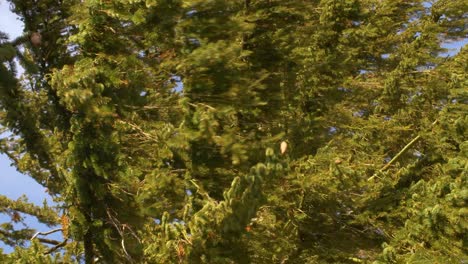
368 120 438 181
379 135 421 172
368 135 421 181
121 238 132 260
117 120 159 142
187 102 215 110
31 228 63 240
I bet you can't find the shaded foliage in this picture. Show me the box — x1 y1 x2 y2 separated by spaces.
0 0 466 263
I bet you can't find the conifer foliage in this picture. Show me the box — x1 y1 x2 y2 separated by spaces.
0 0 466 263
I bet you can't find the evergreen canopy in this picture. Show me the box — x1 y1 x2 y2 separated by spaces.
0 0 466 263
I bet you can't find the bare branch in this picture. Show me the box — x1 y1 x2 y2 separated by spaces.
379 135 422 172
117 120 160 142
121 238 132 260
369 120 438 181
31 228 62 240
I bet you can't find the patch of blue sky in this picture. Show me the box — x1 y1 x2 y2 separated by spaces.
381 53 390 59
0 154 54 205
171 75 184 93
353 110 367 118
0 213 62 253
440 38 468 57
337 87 351 93
413 150 423 158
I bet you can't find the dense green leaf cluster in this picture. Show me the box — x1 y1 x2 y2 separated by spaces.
0 0 466 263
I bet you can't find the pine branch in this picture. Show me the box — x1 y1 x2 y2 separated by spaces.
0 195 58 225
44 239 68 255
37 237 62 245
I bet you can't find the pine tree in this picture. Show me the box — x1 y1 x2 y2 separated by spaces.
0 0 466 263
